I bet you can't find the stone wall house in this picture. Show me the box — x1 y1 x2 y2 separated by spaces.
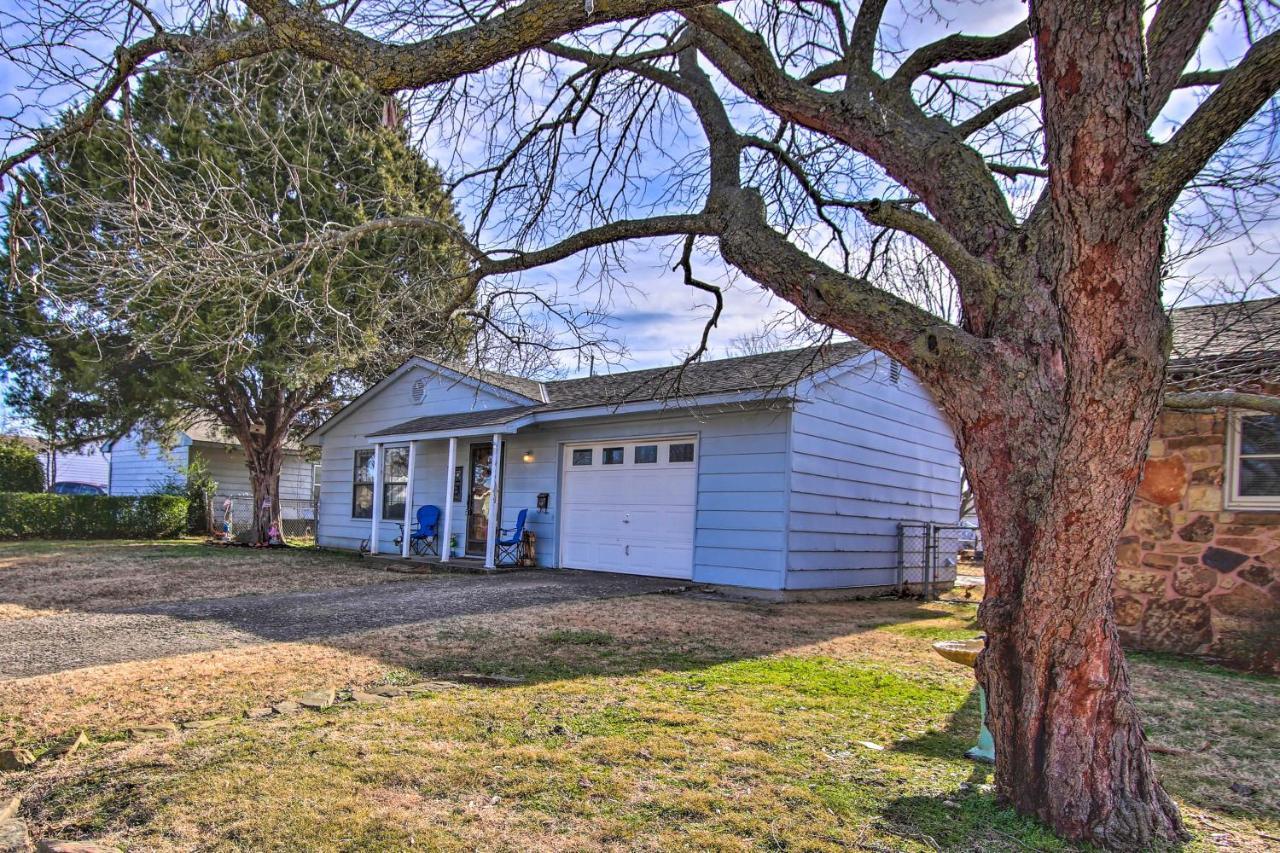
1116 298 1280 672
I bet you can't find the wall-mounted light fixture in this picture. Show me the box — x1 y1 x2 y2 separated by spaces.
522 449 535 463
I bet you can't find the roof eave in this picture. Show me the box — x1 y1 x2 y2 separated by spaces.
366 414 538 443
304 356 542 444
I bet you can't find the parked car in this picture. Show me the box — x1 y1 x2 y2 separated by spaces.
52 481 107 496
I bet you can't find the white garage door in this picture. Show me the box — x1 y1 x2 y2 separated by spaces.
560 437 698 579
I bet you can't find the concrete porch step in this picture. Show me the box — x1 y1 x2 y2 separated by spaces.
373 555 527 576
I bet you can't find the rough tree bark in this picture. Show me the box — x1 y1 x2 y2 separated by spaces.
701 1 1188 843
936 2 1183 844
216 385 302 547
243 437 285 546
7 0 1280 847
958 266 1181 846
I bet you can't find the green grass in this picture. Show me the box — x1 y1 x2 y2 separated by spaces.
2 547 1274 851
22 655 1030 850
12 633 1275 851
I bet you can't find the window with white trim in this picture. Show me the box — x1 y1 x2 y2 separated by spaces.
382 447 410 520
352 450 375 519
1227 412 1280 508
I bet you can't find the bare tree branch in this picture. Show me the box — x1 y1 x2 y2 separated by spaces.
852 199 1006 307
241 0 703 91
1145 0 1223 120
889 19 1030 89
1165 389 1280 414
1148 28 1280 211
848 0 888 72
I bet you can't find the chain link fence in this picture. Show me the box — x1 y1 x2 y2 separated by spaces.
210 494 317 542
897 522 981 599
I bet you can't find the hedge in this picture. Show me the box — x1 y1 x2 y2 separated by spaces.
0 439 44 493
0 493 189 540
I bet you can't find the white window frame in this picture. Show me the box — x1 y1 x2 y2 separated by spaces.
1224 410 1280 510
380 444 411 521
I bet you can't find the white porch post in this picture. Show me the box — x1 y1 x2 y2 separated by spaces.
400 440 417 558
484 433 504 568
369 442 384 555
441 437 458 562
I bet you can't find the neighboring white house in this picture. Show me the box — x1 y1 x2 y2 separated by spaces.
0 435 110 490
305 343 963 595
104 422 316 509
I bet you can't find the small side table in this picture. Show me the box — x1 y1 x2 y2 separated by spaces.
932 638 996 764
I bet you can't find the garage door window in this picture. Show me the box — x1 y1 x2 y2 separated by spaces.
669 443 695 463
602 447 624 465
634 445 658 464
572 448 592 466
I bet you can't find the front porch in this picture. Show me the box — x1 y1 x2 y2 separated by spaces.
361 417 530 568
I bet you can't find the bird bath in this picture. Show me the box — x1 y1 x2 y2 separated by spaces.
932 638 996 764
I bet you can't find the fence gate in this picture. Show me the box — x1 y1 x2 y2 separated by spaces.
896 522 982 600
212 494 318 542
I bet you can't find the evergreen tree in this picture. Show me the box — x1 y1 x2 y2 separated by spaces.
4 28 471 543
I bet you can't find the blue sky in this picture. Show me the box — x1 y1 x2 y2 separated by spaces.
0 0 1277 433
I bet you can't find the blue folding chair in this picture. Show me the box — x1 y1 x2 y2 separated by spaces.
394 505 441 557
495 508 528 567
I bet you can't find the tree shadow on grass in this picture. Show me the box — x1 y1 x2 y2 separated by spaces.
881 685 1085 851
0 545 979 680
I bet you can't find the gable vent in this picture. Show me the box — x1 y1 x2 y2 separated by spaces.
410 378 427 404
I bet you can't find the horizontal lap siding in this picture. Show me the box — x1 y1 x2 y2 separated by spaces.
315 367 522 552
785 356 961 589
107 436 188 496
196 444 252 498
195 443 314 502
502 409 790 589
279 456 317 502
42 448 109 487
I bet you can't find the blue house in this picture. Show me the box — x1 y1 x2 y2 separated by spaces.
305 343 961 595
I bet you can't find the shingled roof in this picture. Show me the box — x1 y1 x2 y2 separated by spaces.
1170 296 1280 363
368 341 868 438
540 340 867 409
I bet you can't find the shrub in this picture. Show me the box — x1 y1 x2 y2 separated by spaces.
182 457 218 535
0 493 188 539
0 438 45 492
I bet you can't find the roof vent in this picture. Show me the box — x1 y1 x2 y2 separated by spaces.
411 377 427 404
889 362 902 384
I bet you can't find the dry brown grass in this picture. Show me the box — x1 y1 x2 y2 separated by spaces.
0 540 395 621
0 543 1276 851
0 594 963 744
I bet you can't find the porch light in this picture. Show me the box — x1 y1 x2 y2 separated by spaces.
522 449 535 463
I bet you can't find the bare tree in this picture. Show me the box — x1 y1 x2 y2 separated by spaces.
4 0 1280 846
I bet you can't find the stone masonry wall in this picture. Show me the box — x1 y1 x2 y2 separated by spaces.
1117 409 1279 673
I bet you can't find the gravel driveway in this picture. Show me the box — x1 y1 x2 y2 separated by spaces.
0 570 685 679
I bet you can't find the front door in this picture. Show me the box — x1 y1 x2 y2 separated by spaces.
466 443 494 556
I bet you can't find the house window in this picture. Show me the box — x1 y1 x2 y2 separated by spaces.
572 449 593 466
352 449 375 518
1229 412 1280 507
382 447 409 520
669 443 695 463
634 445 658 464
602 447 624 465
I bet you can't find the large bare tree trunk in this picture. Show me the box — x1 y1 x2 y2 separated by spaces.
959 194 1185 849
943 3 1190 845
966 375 1186 847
